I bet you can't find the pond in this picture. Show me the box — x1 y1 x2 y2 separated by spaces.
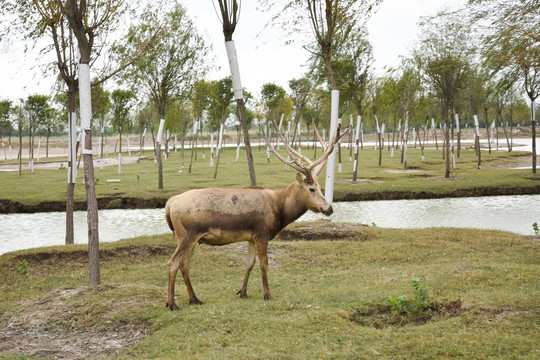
1 194 538 255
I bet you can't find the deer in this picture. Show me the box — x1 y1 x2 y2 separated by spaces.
164 120 350 310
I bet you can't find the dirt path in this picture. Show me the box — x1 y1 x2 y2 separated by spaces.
0 155 141 171
0 286 150 359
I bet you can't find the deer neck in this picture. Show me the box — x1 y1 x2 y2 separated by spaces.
275 182 308 229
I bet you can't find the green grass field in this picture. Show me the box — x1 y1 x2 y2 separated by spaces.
0 222 538 359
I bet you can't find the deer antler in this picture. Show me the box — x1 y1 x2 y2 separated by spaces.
310 122 351 176
262 123 313 182
263 119 351 183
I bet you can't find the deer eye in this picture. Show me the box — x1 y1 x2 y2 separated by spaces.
309 188 316 193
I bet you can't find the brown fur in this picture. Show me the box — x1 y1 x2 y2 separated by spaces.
164 173 332 310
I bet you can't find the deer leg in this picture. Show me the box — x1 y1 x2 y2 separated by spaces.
166 233 200 310
255 239 272 300
180 242 204 305
237 241 257 298
167 244 183 311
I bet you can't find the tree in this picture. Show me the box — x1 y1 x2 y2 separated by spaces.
414 12 472 178
111 89 135 154
57 0 140 286
463 67 490 154
24 94 51 167
0 100 13 145
261 83 287 122
215 0 257 186
469 0 540 173
92 84 112 158
266 0 379 202
189 79 212 173
289 77 312 142
395 62 422 169
289 77 312 124
266 0 379 91
118 1 208 188
208 77 234 132
41 108 63 158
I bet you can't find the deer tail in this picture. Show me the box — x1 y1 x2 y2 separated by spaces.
165 200 175 234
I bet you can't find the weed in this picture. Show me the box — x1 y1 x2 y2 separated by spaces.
17 260 29 278
533 222 539 235
371 222 376 227
386 277 431 316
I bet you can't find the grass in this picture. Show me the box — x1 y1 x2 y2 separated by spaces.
0 222 538 359
0 137 538 207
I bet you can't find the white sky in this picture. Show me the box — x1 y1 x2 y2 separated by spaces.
0 0 464 103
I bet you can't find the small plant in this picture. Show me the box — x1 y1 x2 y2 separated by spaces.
371 222 376 227
136 174 141 183
17 260 29 278
59 163 65 170
94 176 100 185
533 222 539 235
386 278 431 316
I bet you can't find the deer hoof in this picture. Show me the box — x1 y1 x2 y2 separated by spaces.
189 298 204 305
237 290 248 298
166 302 180 311
264 295 273 301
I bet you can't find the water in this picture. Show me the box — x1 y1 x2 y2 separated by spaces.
299 195 540 234
1 195 538 255
0 208 169 255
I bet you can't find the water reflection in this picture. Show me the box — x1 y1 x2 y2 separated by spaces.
1 195 538 255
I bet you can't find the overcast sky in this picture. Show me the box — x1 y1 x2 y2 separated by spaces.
0 0 465 103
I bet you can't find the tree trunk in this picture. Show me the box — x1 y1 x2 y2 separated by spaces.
532 99 536 174
65 86 77 245
46 131 50 158
236 98 257 186
378 131 382 166
444 110 450 178
18 107 22 177
188 123 198 173
485 108 491 154
79 57 100 286
157 142 163 188
83 129 100 286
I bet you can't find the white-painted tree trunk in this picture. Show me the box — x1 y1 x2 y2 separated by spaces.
325 90 339 204
68 112 77 184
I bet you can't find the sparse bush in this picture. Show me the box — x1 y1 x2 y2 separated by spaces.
387 277 431 316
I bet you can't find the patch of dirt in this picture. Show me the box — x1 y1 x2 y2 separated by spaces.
0 286 152 359
278 221 369 241
349 300 465 328
348 301 527 328
11 244 173 267
488 154 537 169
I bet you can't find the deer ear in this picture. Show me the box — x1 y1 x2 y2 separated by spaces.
296 172 303 185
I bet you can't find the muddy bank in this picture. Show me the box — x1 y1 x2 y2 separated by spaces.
2 183 540 214
0 196 167 214
339 184 540 201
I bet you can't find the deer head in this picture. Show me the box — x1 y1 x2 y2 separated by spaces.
263 119 351 216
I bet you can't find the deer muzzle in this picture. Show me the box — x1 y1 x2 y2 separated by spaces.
321 205 333 216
